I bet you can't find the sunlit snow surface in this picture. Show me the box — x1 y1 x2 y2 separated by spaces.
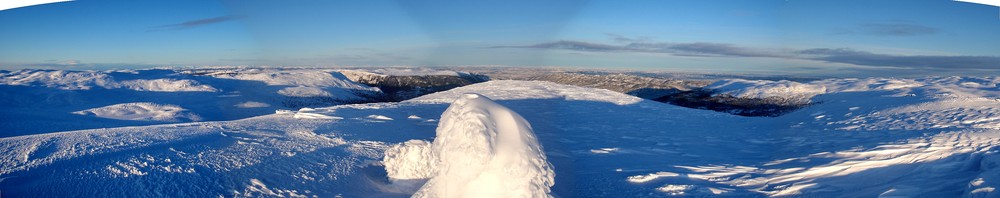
0 69 379 137
2 77 1000 197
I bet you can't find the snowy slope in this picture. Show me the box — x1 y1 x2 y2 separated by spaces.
0 80 726 197
0 68 380 137
678 76 1000 197
705 79 826 104
2 78 1000 197
0 69 219 92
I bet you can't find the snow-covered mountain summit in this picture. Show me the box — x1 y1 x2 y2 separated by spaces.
2 74 1000 197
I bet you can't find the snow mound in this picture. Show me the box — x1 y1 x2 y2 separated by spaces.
385 93 555 198
235 101 270 108
706 79 827 104
367 115 394 120
277 86 333 97
291 108 343 120
73 102 202 122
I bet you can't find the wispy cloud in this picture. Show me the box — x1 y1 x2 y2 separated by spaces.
491 40 787 58
16 59 85 67
649 42 787 58
492 39 1000 69
606 33 650 43
799 48 1000 69
491 40 622 52
836 23 940 36
148 15 243 32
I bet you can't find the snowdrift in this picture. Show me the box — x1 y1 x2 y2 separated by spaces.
72 102 202 122
385 93 555 198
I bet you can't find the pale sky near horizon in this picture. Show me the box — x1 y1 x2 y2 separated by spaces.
1 0 999 77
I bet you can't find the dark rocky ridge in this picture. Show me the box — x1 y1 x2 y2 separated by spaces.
341 71 489 102
652 89 810 117
484 72 709 99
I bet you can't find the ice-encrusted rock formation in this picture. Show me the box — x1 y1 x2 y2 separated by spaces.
384 93 555 198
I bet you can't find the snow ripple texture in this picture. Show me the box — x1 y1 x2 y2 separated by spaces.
385 93 555 198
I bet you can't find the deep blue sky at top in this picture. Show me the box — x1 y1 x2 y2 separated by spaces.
1 0 999 76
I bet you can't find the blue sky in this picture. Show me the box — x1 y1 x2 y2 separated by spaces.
1 0 999 76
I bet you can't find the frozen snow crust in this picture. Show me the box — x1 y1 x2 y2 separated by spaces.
385 94 554 198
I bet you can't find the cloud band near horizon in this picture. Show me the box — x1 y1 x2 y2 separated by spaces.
491 40 1000 70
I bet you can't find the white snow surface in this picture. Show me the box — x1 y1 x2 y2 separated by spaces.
5 76 1000 197
386 94 554 198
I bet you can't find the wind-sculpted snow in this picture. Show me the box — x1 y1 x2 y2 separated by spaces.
0 113 379 197
73 102 203 122
704 77 998 105
384 140 436 180
385 94 555 198
4 78 1000 197
730 76 1000 131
